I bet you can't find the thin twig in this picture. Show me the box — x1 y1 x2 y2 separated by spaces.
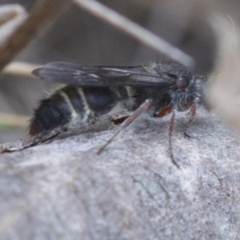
2 62 41 78
0 113 28 128
0 0 67 72
0 4 26 23
73 0 194 68
0 5 27 46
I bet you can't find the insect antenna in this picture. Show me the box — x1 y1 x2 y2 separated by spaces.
97 99 153 154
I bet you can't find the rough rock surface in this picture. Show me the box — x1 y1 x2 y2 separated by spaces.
0 111 240 240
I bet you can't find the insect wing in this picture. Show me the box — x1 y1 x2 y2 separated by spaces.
32 62 174 88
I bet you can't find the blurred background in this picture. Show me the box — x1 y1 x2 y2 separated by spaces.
0 0 239 144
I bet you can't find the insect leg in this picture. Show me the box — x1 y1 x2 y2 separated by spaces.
97 99 153 154
184 103 197 138
168 110 180 168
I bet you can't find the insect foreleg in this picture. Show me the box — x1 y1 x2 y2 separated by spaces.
168 110 180 168
184 103 197 138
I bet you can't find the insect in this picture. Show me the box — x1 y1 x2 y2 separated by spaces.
30 60 207 167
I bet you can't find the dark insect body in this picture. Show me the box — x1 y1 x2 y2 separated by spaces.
29 86 117 135
30 60 207 167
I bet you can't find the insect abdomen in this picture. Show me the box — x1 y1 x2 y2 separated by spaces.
29 86 117 136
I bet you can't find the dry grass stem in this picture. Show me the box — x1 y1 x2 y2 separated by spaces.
0 112 28 128
73 0 194 68
208 16 240 129
2 62 41 78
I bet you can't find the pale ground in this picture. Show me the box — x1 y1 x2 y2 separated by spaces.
0 109 240 240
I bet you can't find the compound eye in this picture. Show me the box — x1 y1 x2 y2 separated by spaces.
176 76 188 89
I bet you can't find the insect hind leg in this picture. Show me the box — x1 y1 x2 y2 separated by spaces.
98 99 153 154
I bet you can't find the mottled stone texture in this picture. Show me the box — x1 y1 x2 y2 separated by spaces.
0 111 240 240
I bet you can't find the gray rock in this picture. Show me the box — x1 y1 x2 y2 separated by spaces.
0 111 239 240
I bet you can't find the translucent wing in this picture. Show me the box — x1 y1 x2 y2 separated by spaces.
32 62 174 88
